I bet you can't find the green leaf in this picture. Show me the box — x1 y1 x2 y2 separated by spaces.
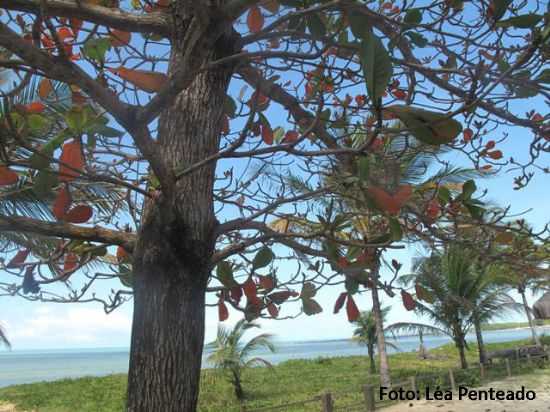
535 69 550 83
82 38 111 62
360 31 393 105
33 169 58 198
27 114 51 135
406 31 428 48
386 105 462 145
252 247 274 271
491 0 512 22
302 297 323 315
496 14 543 29
465 202 484 220
300 282 316 299
29 130 71 170
389 217 403 241
348 15 369 39
307 13 326 40
345 277 359 294
462 179 476 199
404 8 423 25
90 125 124 138
224 95 237 118
437 186 451 205
216 261 237 288
358 156 369 181
65 107 92 134
119 265 133 288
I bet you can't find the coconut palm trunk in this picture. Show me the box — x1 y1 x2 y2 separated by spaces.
367 342 376 374
370 261 391 386
519 288 541 346
473 312 487 364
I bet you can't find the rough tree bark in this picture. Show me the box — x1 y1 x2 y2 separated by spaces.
126 12 236 412
370 260 391 387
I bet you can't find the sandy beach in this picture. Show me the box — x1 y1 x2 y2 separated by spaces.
383 369 550 412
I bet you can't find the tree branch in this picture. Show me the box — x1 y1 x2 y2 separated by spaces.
0 215 136 250
1 0 171 36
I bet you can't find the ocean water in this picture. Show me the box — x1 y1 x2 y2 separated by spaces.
0 327 548 388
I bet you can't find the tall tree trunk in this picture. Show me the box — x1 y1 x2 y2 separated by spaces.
473 313 487 365
368 342 376 374
520 289 541 346
456 339 468 369
370 260 391 387
453 326 468 369
126 13 235 411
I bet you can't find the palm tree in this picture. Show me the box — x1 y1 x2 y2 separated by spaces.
495 233 550 346
0 323 10 349
352 307 398 374
206 319 275 400
276 131 482 385
398 245 519 368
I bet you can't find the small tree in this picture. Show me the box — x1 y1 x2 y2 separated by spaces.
352 307 396 374
400 245 518 369
207 319 275 401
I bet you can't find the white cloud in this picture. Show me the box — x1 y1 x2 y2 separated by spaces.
9 306 131 348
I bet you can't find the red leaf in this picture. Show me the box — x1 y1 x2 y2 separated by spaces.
282 130 299 144
337 256 349 268
367 185 412 215
7 249 30 268
107 67 167 93
218 298 229 321
53 187 72 220
401 290 416 311
116 246 129 263
64 253 79 273
23 102 46 113
57 27 74 42
267 302 279 318
261 124 274 145
463 128 473 142
116 246 129 262
487 150 503 160
247 6 264 33
230 286 243 304
59 140 85 182
333 292 347 314
391 89 407 100
109 29 131 47
485 140 496 150
346 295 360 322
258 275 275 291
64 205 93 224
261 0 280 13
242 277 257 300
426 199 440 221
38 79 53 100
70 18 82 37
0 165 19 186
268 290 299 305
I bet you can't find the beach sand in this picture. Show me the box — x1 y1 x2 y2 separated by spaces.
382 369 550 412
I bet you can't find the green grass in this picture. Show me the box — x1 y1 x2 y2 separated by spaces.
1 336 549 412
480 319 550 331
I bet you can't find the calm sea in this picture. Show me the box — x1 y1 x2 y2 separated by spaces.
0 327 548 388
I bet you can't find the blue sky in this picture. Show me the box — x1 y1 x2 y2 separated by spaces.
1 164 547 350
1 1 549 351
